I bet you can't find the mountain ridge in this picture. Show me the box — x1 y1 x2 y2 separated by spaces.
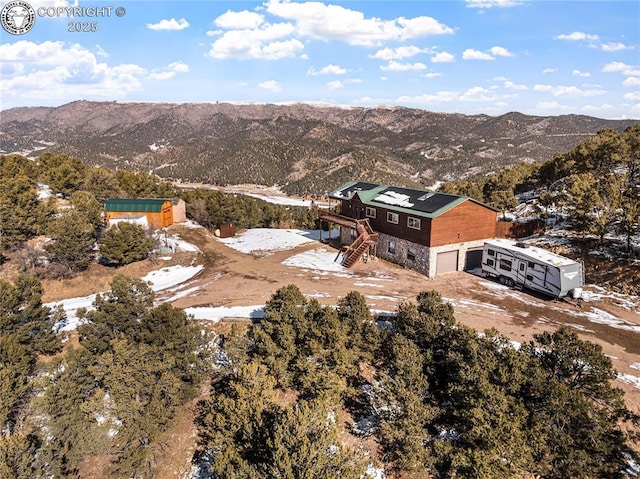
1 101 637 195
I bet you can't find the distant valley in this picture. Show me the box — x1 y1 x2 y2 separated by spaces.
1 101 637 196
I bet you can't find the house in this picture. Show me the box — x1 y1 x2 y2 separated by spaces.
104 198 174 229
322 181 499 277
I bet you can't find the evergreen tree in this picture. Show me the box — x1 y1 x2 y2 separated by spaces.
37 153 87 197
0 174 42 251
35 348 104 478
82 166 122 203
99 222 155 266
45 209 96 274
0 275 60 355
0 336 32 434
251 284 307 387
69 190 104 233
78 274 155 355
0 432 39 479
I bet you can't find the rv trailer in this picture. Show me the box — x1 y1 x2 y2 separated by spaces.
481 238 583 299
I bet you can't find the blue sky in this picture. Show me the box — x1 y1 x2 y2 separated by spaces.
1 0 638 118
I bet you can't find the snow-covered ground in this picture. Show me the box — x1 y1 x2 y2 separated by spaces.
185 305 266 322
49 264 204 332
282 248 352 276
218 228 318 255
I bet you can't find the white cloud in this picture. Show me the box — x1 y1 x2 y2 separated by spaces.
208 23 303 59
533 84 606 97
94 45 108 58
423 72 444 78
381 61 427 71
0 41 145 104
459 86 497 101
600 42 633 52
542 68 556 74
489 46 513 57
503 80 528 90
307 64 347 76
623 76 640 87
148 61 189 80
432 51 455 63
264 0 453 47
396 86 502 105
554 31 599 41
396 91 459 104
623 91 640 101
572 69 590 78
581 103 615 114
207 1 453 61
601 61 635 73
462 49 494 60
371 45 429 61
258 80 281 91
536 101 572 113
466 0 523 8
327 80 343 90
214 10 264 29
147 18 190 31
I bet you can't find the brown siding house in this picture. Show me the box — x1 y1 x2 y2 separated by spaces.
326 181 499 277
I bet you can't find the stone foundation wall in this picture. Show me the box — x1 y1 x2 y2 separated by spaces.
377 234 431 276
340 227 489 278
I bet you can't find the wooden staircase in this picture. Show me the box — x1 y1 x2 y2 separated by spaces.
341 219 378 268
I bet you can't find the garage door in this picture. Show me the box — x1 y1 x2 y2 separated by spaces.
436 250 459 275
464 249 483 271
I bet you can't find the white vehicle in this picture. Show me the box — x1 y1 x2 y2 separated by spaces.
481 238 583 299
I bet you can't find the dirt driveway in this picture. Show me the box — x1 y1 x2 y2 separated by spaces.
166 225 640 411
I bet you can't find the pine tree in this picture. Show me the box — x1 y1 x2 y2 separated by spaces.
45 209 96 274
78 274 154 355
36 152 87 197
99 222 155 266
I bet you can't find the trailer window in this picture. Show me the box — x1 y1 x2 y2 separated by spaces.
526 274 533 281
487 249 495 257
486 259 494 267
519 263 526 271
499 258 512 271
528 261 535 268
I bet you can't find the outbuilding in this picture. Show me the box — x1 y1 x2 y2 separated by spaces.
104 198 174 230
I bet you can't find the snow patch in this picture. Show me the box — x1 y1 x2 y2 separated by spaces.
283 248 352 275
219 228 316 255
185 305 265 322
617 373 640 390
50 264 204 331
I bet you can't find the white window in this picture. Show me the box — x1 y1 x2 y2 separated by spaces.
388 241 396 254
365 207 376 218
387 212 399 224
407 217 421 230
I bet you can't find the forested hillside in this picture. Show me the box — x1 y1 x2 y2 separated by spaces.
440 125 640 251
0 152 320 277
1 130 639 478
1 101 636 196
196 287 639 478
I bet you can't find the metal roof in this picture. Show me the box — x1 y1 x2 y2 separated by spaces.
328 181 478 218
104 198 171 213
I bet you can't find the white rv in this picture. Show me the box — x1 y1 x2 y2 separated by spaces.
481 238 583 299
